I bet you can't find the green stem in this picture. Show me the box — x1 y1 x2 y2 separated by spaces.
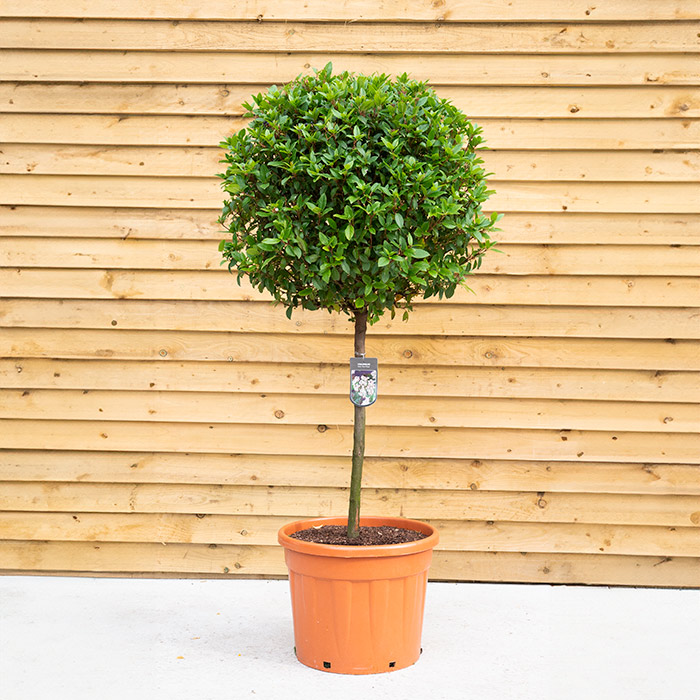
347 310 368 539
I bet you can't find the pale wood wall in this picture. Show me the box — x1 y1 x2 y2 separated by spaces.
1 1 699 586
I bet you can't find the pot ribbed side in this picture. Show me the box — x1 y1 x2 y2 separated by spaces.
279 516 438 675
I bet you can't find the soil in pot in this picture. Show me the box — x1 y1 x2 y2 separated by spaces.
289 524 427 546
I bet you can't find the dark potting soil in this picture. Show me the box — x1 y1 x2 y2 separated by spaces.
289 525 427 546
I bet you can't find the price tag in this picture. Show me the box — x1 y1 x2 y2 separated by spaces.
349 357 378 407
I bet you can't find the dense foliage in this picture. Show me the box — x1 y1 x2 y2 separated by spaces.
218 63 498 323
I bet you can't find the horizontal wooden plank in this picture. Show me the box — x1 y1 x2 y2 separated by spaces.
2 540 697 585
4 269 699 308
3 238 699 276
0 539 283 576
2 480 699 525
5 145 697 183
479 119 700 150
4 174 699 214
437 520 700 557
3 50 699 86
3 299 699 339
0 206 222 240
3 114 698 150
496 213 700 245
4 19 699 53
485 150 700 183
432 550 700 586
3 389 696 433
491 181 700 213
0 237 222 270
2 83 696 118
2 1 698 22
1 145 223 178
2 512 698 558
4 360 698 403
3 329 698 370
2 450 698 494
1 420 698 463
482 245 700 276
0 114 246 147
3 207 696 245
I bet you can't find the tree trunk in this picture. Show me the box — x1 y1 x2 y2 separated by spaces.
347 310 368 539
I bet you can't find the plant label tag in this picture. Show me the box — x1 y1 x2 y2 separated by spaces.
350 357 378 407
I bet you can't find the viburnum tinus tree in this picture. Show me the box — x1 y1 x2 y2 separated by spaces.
218 63 499 539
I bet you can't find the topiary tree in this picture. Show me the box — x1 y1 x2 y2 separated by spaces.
218 63 499 539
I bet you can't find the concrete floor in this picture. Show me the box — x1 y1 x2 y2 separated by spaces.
1 577 698 700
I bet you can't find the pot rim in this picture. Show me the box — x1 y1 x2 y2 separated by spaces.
278 515 439 558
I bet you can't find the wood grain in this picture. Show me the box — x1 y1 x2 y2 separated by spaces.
2 359 698 402
1 420 698 463
1 4 698 586
2 389 697 433
1 450 698 494
3 328 698 370
4 19 698 53
4 269 699 307
3 207 697 244
2 84 696 118
3 114 698 149
4 145 698 182
2 1 698 21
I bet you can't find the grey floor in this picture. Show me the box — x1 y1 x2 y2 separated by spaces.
1 576 698 700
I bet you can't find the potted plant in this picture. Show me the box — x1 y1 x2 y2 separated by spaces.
218 63 498 674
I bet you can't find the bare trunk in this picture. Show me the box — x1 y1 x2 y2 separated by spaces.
347 310 368 539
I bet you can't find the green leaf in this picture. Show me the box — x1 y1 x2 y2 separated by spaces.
410 249 430 259
218 66 498 326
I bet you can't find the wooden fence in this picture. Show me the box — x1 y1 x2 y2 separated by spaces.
0 1 699 586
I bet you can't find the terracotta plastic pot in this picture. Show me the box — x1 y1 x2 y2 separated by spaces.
278 515 439 674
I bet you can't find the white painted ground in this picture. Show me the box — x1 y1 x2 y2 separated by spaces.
1 577 698 700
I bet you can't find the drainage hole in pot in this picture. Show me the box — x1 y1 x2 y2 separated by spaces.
323 662 331 669
389 662 396 668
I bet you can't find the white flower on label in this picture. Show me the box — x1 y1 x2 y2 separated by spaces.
350 372 377 406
